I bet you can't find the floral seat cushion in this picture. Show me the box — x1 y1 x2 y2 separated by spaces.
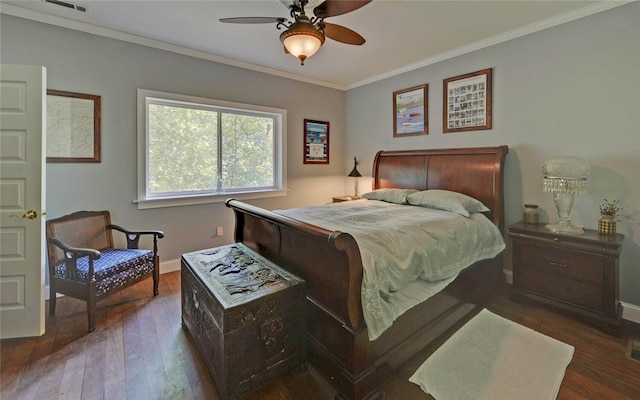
53 249 154 296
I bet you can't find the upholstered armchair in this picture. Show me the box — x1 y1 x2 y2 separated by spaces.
46 210 164 332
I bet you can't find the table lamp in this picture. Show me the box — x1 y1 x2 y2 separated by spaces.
348 156 362 198
542 156 590 234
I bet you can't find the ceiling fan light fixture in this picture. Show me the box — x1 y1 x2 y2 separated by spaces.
280 22 325 65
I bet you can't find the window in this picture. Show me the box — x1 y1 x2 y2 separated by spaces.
137 89 286 209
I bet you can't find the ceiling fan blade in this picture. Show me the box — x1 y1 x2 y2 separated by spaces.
322 22 365 45
314 0 372 18
219 17 286 24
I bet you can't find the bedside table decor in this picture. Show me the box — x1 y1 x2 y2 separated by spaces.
542 156 590 234
347 156 362 198
523 204 539 224
599 214 617 234
598 199 621 234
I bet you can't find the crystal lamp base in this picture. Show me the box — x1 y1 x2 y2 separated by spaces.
546 191 584 235
545 221 584 234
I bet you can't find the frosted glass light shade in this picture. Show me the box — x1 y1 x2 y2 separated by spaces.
280 21 325 65
283 35 321 57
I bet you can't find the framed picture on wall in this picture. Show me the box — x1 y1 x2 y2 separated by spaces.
47 89 101 162
303 119 330 164
393 84 428 137
443 68 492 133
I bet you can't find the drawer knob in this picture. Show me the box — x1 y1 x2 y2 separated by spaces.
545 256 567 268
553 237 560 242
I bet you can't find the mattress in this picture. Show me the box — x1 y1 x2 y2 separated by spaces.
276 199 506 339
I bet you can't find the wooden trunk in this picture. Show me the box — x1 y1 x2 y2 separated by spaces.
181 244 306 400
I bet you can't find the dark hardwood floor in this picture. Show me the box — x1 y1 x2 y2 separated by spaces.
2 271 639 400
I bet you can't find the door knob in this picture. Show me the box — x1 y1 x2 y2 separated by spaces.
9 209 39 219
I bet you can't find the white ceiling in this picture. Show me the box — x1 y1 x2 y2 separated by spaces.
1 0 627 89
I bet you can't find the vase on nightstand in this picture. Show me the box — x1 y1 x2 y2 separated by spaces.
598 213 617 234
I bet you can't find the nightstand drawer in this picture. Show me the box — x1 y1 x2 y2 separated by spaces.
509 222 624 335
520 268 604 312
520 243 603 284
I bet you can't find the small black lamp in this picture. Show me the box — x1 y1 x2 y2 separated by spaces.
348 156 362 198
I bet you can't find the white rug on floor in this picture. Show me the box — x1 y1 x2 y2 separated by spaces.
409 309 574 400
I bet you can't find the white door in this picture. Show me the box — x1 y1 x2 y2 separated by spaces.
0 64 47 338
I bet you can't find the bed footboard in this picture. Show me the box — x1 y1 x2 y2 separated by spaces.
226 199 364 330
226 199 382 399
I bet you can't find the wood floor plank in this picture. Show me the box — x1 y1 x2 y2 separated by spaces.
134 290 170 400
0 337 36 398
149 281 196 400
103 296 127 400
122 291 152 400
178 326 220 399
2 271 639 400
80 326 107 399
58 297 90 400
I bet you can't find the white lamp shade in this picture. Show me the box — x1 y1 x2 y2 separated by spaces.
283 34 322 58
542 156 590 194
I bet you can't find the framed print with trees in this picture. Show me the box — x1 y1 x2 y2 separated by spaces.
303 119 329 164
46 89 101 162
443 68 492 133
393 84 428 137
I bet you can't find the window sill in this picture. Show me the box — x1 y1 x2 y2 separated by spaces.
135 189 287 210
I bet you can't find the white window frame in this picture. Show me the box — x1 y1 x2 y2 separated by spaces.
136 89 287 209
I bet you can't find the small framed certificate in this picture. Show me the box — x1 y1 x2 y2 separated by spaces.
303 119 329 164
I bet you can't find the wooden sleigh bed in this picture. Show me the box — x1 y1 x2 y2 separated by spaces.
225 145 509 400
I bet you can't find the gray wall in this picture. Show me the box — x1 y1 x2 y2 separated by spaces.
0 14 347 264
345 2 640 305
2 2 639 308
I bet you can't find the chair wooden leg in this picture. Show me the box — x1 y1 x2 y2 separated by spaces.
87 282 97 333
153 256 160 296
49 282 57 315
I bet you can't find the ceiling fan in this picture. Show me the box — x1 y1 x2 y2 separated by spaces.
219 0 372 65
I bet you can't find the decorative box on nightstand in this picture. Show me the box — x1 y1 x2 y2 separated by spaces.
509 221 624 335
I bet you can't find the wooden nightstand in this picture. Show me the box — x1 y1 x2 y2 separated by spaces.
332 196 360 203
509 221 624 335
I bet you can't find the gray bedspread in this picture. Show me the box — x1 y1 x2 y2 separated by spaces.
276 199 505 340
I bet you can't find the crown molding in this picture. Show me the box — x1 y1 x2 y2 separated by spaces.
1 1 633 91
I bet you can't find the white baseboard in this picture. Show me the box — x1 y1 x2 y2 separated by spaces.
160 258 181 274
502 269 640 325
503 269 513 285
621 301 640 324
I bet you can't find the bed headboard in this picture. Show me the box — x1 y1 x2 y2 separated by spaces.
372 146 509 231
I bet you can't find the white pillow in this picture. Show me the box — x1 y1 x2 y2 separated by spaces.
405 190 489 217
361 188 418 204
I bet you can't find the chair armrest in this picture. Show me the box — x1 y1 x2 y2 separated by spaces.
107 224 164 252
47 238 101 281
107 224 165 238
